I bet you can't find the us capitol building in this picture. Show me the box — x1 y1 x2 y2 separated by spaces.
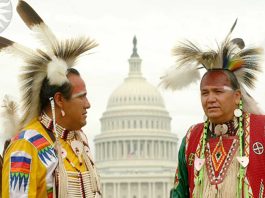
94 37 178 198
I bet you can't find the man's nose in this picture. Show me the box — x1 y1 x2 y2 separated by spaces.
84 97 91 109
207 93 217 102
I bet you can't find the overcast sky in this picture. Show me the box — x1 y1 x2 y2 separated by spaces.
1 0 265 154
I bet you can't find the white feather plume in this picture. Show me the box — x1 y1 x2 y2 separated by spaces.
0 37 38 59
47 57 68 86
31 24 58 56
0 95 20 140
240 87 263 115
17 0 58 55
160 63 201 90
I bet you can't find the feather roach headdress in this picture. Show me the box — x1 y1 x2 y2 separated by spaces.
160 19 263 114
0 0 98 127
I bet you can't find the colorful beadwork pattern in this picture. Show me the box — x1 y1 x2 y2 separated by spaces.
211 140 227 172
244 113 250 157
174 168 179 187
11 129 58 197
259 180 264 198
28 134 56 165
10 151 31 193
47 187 53 198
195 130 204 158
14 130 57 166
205 137 239 184
12 131 26 141
185 125 193 161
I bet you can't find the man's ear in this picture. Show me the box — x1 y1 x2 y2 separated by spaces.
235 89 242 104
53 92 64 108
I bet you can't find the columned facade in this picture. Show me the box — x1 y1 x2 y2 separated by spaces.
101 181 171 198
94 37 178 198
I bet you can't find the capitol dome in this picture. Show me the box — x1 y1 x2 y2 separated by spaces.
94 37 178 198
107 73 165 108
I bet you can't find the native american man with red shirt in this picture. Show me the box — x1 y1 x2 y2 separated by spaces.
161 20 265 198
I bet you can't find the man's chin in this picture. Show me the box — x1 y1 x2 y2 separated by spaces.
74 121 86 130
207 113 221 122
81 120 87 127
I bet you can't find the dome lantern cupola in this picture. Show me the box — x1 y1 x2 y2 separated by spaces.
128 36 142 78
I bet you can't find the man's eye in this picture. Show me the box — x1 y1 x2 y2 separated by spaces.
81 95 87 99
216 90 224 93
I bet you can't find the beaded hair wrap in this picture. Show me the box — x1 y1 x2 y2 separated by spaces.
49 97 68 198
194 120 208 198
160 19 263 115
237 99 245 198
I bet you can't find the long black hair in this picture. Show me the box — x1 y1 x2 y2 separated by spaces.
39 68 80 111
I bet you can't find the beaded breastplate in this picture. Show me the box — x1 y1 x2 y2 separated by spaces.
205 117 239 185
205 136 239 184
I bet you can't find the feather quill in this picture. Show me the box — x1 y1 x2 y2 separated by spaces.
17 0 58 54
0 36 38 59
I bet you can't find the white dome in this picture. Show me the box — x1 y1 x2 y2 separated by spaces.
100 39 171 134
94 37 178 198
107 76 165 108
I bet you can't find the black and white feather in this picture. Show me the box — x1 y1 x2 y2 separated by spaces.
0 0 98 128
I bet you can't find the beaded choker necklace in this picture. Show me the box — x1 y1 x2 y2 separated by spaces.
209 117 238 137
40 113 75 140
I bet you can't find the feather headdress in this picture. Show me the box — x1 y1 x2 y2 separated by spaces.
0 0 98 127
160 19 263 114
